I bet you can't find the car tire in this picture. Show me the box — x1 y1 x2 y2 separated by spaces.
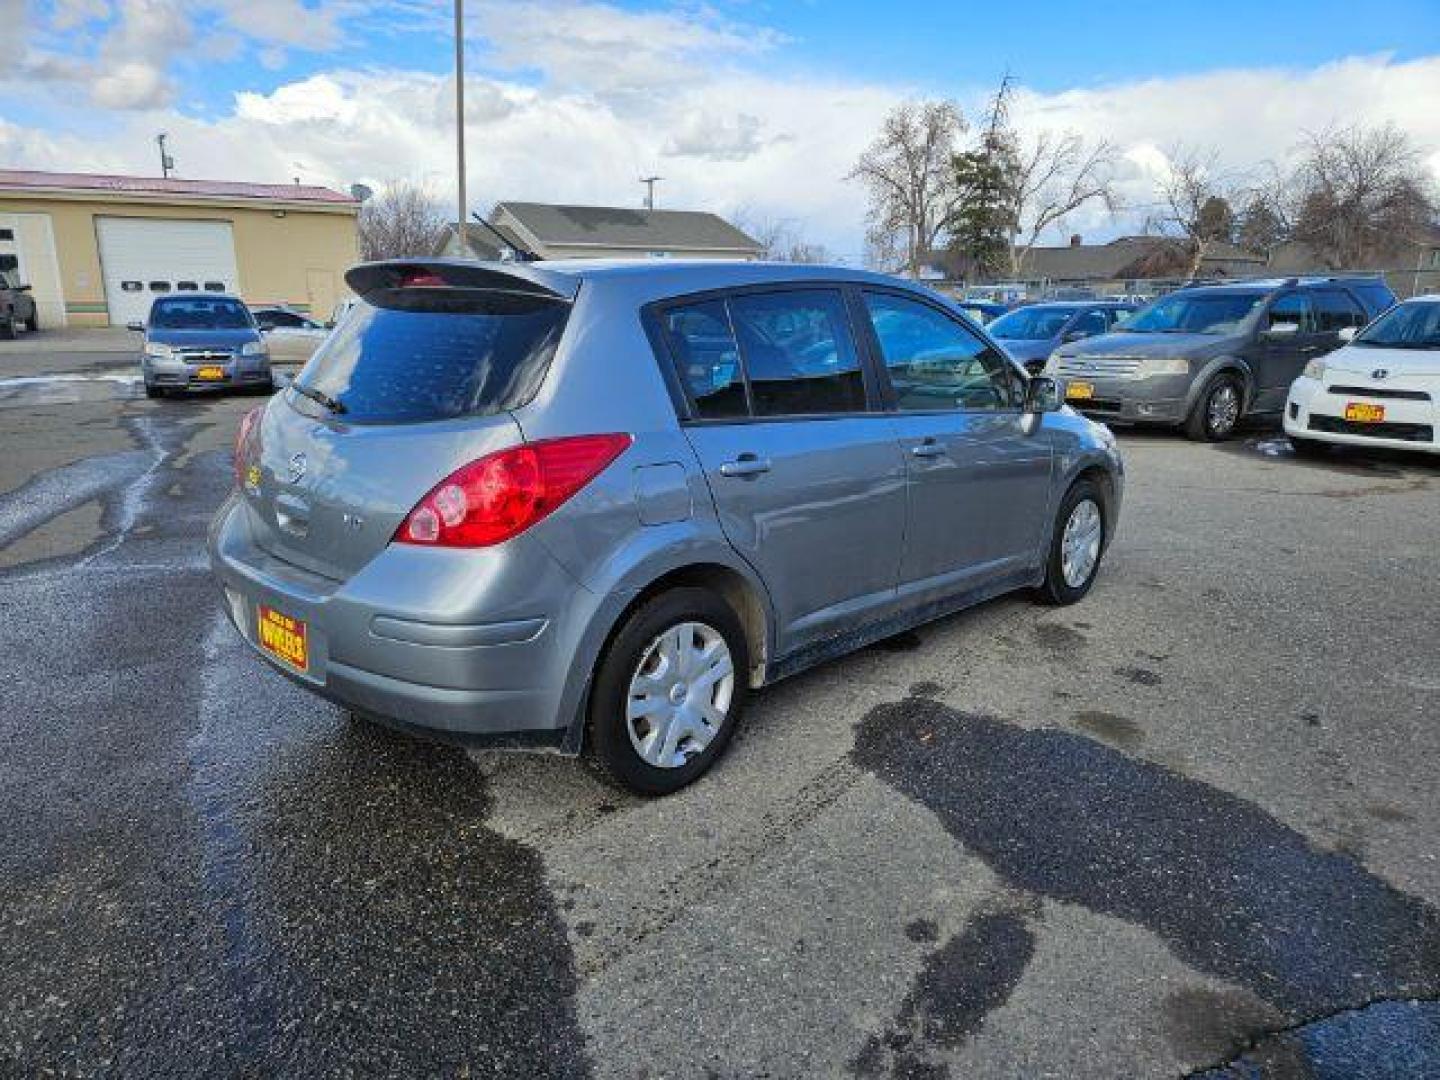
23 311 37 333
144 382 164 399
1288 435 1328 458
587 587 749 796
0 318 15 341
1183 374 1244 441
1037 478 1107 606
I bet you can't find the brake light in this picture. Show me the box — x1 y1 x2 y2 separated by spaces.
395 434 632 547
234 405 264 488
399 270 446 288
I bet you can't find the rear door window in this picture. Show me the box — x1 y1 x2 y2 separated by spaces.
293 293 568 423
663 300 747 419
862 291 1021 412
727 290 867 417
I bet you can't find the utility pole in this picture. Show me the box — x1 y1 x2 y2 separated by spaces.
640 176 662 211
454 0 467 255
156 133 174 179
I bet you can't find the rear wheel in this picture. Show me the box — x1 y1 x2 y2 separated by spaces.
1184 374 1244 441
1037 479 1107 606
23 310 37 333
588 587 749 796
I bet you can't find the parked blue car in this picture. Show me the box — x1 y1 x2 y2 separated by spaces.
990 300 1137 373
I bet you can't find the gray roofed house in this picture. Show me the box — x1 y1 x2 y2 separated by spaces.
438 201 763 261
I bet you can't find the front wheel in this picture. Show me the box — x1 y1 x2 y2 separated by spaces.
0 318 15 341
1037 479 1107 605
588 587 749 796
1184 375 1244 441
23 310 38 333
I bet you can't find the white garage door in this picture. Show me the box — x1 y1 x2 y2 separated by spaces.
96 217 239 326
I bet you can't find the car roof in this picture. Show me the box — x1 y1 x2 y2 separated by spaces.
1177 276 1386 297
1008 300 1131 310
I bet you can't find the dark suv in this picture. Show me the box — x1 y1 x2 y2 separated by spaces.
0 267 38 340
1046 276 1396 440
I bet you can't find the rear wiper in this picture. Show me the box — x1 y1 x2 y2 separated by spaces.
291 383 347 414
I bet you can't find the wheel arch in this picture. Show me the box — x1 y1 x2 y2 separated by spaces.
1184 356 1255 416
559 556 775 755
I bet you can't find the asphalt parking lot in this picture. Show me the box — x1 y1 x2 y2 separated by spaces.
2 346 1439 1079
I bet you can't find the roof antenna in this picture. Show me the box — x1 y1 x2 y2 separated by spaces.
470 210 540 262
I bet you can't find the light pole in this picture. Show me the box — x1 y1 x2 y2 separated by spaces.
454 0 467 255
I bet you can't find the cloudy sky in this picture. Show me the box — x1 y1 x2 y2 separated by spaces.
3 0 1439 260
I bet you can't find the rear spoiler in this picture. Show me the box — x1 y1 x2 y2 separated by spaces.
345 259 580 302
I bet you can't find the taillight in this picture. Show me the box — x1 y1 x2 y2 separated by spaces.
395 433 632 548
234 405 264 488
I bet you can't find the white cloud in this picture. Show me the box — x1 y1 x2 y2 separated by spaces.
2 0 1438 264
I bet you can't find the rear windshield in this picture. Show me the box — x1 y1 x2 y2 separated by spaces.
292 292 569 423
150 297 253 330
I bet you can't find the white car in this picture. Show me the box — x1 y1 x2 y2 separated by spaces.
250 306 331 364
1285 294 1440 456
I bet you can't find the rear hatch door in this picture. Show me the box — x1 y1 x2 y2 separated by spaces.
239 260 576 581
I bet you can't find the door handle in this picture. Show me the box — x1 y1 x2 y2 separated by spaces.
910 439 946 459
719 454 771 478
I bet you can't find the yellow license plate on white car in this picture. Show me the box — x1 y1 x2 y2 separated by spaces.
1066 380 1096 401
258 604 309 672
1344 402 1385 423
196 365 226 381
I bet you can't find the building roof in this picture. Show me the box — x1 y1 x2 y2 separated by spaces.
438 220 530 260
0 168 356 206
1017 236 1266 282
494 201 762 254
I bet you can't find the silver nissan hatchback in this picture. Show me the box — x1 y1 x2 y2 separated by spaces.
210 259 1124 794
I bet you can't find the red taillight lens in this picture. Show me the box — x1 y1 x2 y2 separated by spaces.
395 433 632 548
399 270 446 288
234 406 264 488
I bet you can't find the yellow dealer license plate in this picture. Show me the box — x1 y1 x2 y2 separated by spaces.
197 365 226 381
258 604 309 672
1066 380 1096 401
1344 402 1385 423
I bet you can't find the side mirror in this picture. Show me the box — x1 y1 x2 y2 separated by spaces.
1024 375 1063 414
126 320 144 332
1338 326 1359 342
1262 321 1299 339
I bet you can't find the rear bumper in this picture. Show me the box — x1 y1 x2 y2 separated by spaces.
207 495 593 744
1284 376 1439 453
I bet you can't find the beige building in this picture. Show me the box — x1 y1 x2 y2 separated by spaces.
440 201 763 262
0 169 360 328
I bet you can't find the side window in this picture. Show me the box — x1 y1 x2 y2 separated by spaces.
1313 290 1365 333
1072 310 1108 337
176 281 199 292
266 310 304 328
727 290 866 417
1265 293 1316 334
663 299 747 419
862 291 1019 412
1107 308 1133 328
203 281 226 292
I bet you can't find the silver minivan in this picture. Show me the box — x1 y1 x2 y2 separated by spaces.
210 260 1124 794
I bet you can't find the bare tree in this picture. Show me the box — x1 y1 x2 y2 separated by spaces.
732 211 834 264
357 180 449 262
1290 123 1437 269
1150 146 1249 279
848 100 967 276
1006 131 1119 276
